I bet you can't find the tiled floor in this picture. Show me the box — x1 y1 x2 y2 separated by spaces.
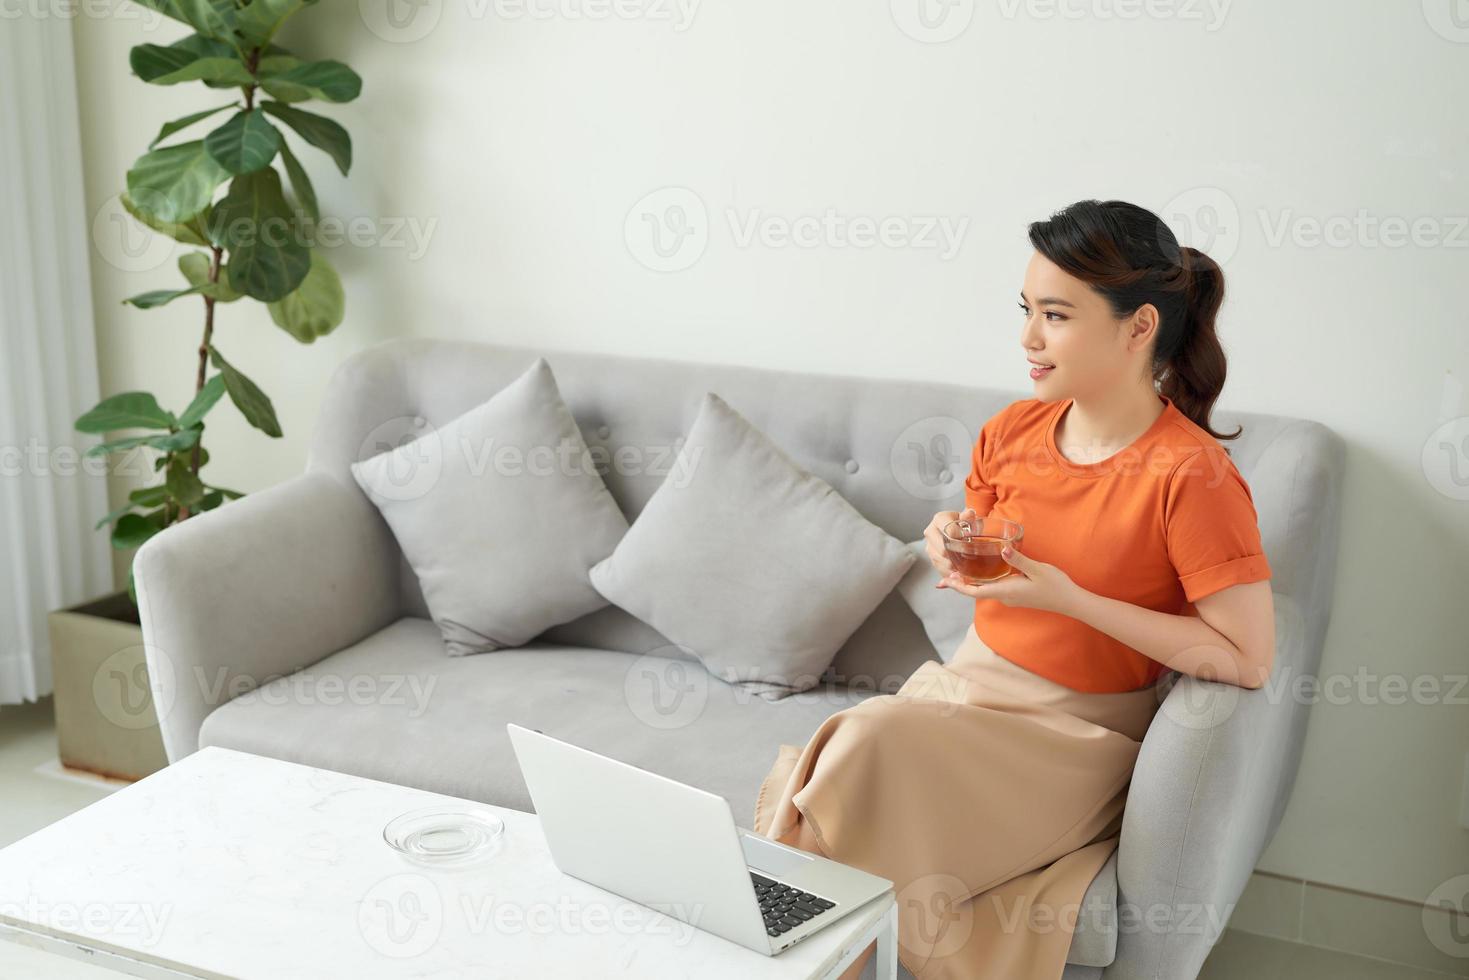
0 698 113 850
0 698 1455 979
0 698 118 978
1198 929 1457 980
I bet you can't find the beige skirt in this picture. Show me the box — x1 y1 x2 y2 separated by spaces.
752 623 1164 980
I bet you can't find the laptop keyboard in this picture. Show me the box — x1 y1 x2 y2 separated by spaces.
751 871 836 937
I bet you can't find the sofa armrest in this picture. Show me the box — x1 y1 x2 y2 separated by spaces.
1107 595 1311 979
133 472 401 762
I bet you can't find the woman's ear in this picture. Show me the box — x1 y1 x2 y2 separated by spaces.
1127 304 1160 351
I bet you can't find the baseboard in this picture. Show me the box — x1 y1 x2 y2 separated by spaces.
1229 870 1469 976
31 758 129 793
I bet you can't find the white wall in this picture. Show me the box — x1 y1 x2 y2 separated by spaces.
72 0 1469 907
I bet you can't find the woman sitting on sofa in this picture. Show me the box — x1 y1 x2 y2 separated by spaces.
753 198 1276 980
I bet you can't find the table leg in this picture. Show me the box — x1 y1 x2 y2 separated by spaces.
873 902 898 980
820 897 898 980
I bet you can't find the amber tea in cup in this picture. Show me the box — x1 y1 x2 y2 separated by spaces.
940 516 1024 584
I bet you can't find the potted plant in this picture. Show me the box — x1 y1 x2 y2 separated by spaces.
51 0 361 781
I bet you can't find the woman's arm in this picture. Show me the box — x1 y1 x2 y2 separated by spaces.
938 546 1277 690
1066 579 1276 689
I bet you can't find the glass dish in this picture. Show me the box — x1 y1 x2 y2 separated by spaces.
383 804 506 869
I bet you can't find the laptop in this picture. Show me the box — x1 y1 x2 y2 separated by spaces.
506 723 894 956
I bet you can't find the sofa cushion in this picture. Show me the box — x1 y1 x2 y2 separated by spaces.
1067 847 1120 968
895 539 975 663
196 617 878 824
588 392 916 700
350 356 628 656
819 589 942 693
540 588 943 696
541 570 944 698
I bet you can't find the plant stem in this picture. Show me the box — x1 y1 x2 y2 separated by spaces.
180 49 261 521
180 244 224 521
245 49 259 110
195 244 222 402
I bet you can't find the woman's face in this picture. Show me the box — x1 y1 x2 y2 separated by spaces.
1017 251 1155 403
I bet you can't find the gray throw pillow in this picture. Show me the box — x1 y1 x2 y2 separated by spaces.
588 392 916 700
896 539 975 663
351 356 628 656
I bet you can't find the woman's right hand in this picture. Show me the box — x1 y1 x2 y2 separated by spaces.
924 507 979 587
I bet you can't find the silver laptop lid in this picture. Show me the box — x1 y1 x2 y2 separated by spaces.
506 723 771 952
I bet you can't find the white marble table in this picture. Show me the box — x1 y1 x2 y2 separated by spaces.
0 747 897 979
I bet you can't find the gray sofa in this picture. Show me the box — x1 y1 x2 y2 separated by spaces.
134 338 1346 978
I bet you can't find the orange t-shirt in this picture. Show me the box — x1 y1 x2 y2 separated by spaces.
964 393 1272 693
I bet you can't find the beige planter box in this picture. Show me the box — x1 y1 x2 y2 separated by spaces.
48 591 167 782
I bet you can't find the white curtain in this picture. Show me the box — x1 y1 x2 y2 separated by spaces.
0 16 113 703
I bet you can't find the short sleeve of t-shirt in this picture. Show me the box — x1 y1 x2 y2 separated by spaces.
963 408 1006 516
1164 447 1273 602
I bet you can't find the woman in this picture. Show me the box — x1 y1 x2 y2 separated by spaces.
752 199 1276 979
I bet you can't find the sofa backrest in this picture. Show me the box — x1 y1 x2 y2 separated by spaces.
307 338 1345 690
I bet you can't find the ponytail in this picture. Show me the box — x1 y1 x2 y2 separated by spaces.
1157 245 1240 442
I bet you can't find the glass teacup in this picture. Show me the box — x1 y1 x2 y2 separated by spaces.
939 516 1025 585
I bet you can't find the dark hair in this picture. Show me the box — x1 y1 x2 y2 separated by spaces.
1026 199 1240 443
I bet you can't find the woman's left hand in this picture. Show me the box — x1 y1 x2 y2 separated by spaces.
937 545 1083 615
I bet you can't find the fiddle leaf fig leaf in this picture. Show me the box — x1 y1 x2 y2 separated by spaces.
121 192 210 246
209 345 283 437
125 140 230 225
178 374 228 430
129 485 170 507
258 60 361 104
130 0 238 41
208 169 310 301
76 392 176 433
95 500 141 531
259 101 350 175
148 103 237 150
203 109 282 175
234 0 310 45
276 139 318 221
82 429 195 459
267 250 343 343
123 285 204 309
166 458 207 507
131 43 254 86
111 511 167 551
